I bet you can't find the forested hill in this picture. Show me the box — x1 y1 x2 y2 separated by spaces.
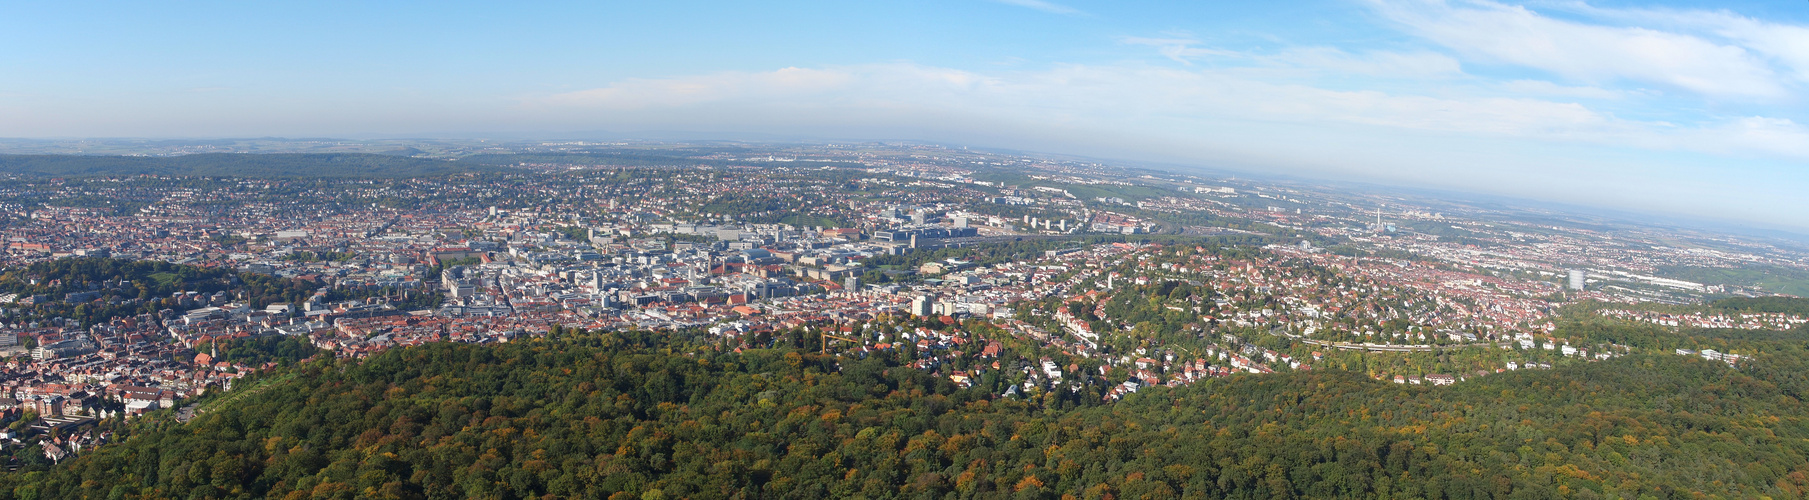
1711 296 1809 315
0 153 501 178
6 328 1807 499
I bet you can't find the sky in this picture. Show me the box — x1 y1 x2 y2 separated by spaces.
3 0 1809 230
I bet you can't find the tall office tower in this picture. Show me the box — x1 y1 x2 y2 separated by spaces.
911 295 936 317
1567 269 1586 291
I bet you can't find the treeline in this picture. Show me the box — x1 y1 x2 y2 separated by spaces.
0 153 498 178
1563 296 1809 321
2 323 1804 499
1711 296 1809 315
1658 265 1809 298
201 336 320 367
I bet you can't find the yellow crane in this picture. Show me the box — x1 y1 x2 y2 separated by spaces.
820 332 861 355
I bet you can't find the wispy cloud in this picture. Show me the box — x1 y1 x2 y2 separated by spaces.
1119 37 1237 64
991 0 1083 16
1364 0 1791 99
1120 36 1462 79
1499 80 1624 100
1560 4 1809 84
1265 47 1463 78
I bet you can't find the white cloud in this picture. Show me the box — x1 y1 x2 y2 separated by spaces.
1119 37 1239 64
1723 22 1809 83
1500 79 1623 100
990 0 1082 16
1120 37 1463 79
1572 5 1809 84
1266 47 1464 78
1685 116 1809 159
1365 0 1788 99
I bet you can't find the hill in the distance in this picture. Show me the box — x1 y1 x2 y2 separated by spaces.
0 153 502 178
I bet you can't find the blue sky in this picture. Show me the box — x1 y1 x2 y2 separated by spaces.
4 1 1809 230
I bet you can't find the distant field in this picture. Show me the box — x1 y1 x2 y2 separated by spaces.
778 214 847 228
1658 265 1809 297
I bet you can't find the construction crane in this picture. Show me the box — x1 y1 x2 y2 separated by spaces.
820 332 861 355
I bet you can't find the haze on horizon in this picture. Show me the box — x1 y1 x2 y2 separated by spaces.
3 0 1808 231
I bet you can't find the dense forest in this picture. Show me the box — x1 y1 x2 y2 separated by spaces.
3 320 1804 499
0 154 499 178
1710 296 1809 315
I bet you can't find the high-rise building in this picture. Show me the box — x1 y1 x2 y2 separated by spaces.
911 294 936 317
1567 269 1586 291
844 276 861 295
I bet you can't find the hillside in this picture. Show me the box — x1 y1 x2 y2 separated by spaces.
5 325 1805 499
1712 296 1809 315
1659 265 1809 298
0 153 500 178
